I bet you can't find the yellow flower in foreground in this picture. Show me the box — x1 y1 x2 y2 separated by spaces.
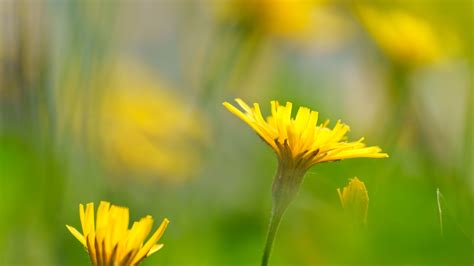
66 201 169 266
338 177 369 224
224 99 387 170
223 99 387 265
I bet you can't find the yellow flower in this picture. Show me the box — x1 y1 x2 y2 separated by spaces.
66 201 169 266
224 99 388 171
56 58 209 182
338 177 369 224
357 6 456 66
100 60 210 182
257 0 316 38
223 0 323 39
224 99 387 265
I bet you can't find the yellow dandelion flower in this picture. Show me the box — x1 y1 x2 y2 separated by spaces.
66 201 169 266
338 177 369 224
224 98 387 170
223 98 387 265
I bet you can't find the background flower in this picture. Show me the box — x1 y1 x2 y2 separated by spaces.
338 177 369 225
356 6 460 67
99 60 210 182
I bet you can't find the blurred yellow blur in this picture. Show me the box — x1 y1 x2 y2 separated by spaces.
357 6 460 67
99 59 210 182
220 0 325 39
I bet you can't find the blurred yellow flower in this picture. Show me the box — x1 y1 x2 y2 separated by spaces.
66 201 169 266
224 99 388 170
225 0 323 38
100 60 209 181
357 6 457 66
56 58 209 182
338 177 369 224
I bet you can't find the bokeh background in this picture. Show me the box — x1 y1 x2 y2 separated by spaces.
0 0 472 265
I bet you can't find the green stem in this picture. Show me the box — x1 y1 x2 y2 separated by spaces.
261 200 287 266
261 162 305 266
464 66 473 179
385 64 410 146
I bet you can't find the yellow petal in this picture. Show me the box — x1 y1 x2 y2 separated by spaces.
66 225 87 247
84 203 95 237
132 218 170 264
147 243 164 257
223 101 276 150
235 98 253 114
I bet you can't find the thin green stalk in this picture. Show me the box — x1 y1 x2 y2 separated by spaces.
463 66 473 180
261 163 305 266
385 64 410 146
261 201 287 266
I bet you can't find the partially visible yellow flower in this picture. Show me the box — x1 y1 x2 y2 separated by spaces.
357 6 458 66
223 0 324 39
66 201 169 266
338 177 369 224
224 99 388 171
257 0 316 37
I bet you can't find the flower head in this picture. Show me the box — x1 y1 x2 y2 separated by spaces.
223 99 388 172
66 201 169 266
338 177 369 224
224 99 386 265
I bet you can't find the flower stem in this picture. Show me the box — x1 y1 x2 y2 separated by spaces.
261 163 304 266
261 200 287 266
